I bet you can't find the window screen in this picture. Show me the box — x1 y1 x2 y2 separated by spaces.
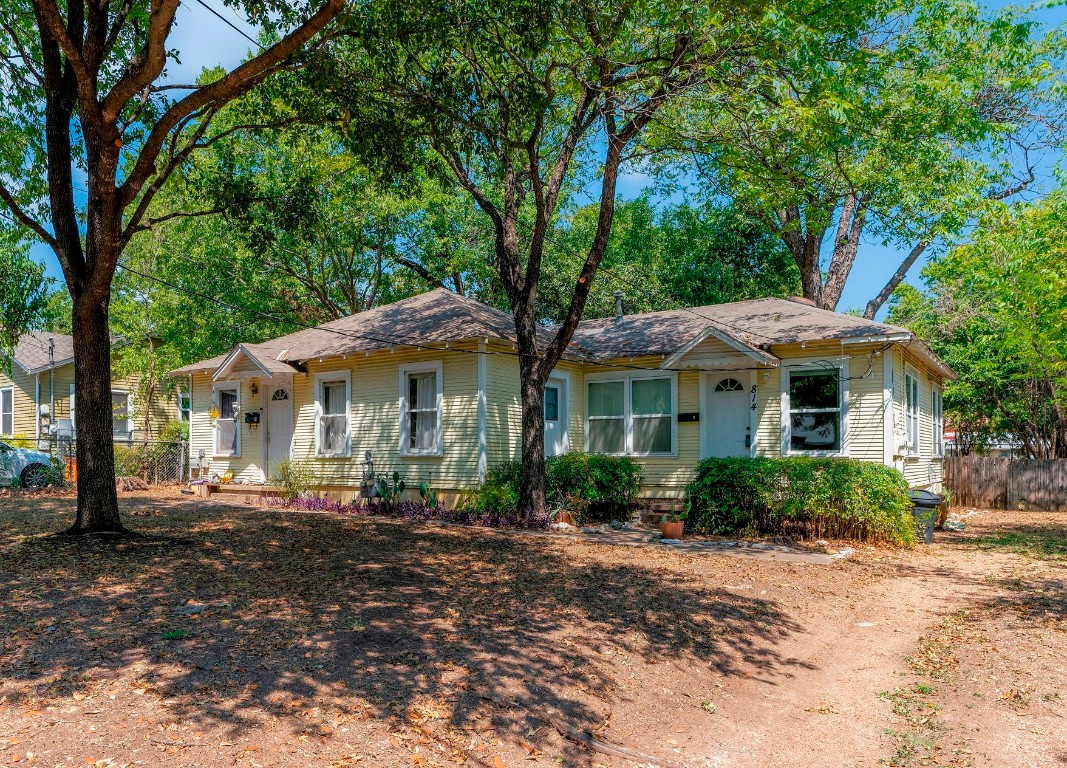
788 370 840 452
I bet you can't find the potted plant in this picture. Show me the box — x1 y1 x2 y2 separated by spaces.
659 509 686 539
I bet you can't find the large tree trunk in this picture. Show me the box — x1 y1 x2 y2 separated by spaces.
514 298 549 522
67 292 123 534
517 356 548 523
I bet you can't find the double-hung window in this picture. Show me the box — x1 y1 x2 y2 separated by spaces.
905 370 920 455
0 386 13 436
932 386 944 457
316 373 350 457
786 369 843 453
586 375 675 456
112 391 131 438
400 361 442 455
178 392 191 422
214 385 239 456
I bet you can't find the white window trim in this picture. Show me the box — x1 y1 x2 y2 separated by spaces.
178 391 191 422
212 383 240 458
585 369 678 458
545 370 571 456
904 366 920 456
780 360 850 458
0 385 13 436
111 388 133 438
932 385 944 458
314 370 352 459
399 360 443 457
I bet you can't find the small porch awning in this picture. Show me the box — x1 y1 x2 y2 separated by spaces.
211 343 301 381
660 323 780 370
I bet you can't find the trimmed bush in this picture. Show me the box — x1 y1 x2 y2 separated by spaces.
547 452 642 523
685 457 916 545
459 452 643 524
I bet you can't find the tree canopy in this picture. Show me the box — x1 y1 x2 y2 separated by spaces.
888 189 1067 458
657 0 1066 315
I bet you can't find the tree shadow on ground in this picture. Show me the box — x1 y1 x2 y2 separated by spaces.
0 495 813 762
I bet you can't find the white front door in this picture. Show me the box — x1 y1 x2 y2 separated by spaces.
266 385 294 478
544 376 569 457
706 375 750 458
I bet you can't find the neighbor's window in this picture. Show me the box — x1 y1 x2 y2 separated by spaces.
905 371 920 454
112 391 131 437
178 392 191 422
402 366 441 454
317 377 349 457
544 385 560 422
787 370 841 452
932 386 944 457
586 376 674 456
215 387 239 455
0 386 12 436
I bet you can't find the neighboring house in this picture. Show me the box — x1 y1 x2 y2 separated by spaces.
1 331 175 442
172 288 955 503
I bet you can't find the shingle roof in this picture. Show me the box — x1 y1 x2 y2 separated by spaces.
168 291 956 381
269 288 553 363
571 297 914 359
170 352 230 376
170 288 555 376
12 331 76 373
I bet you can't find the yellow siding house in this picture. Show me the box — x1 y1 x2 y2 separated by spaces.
172 289 954 502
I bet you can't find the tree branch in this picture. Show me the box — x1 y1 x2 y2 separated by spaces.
863 241 928 319
118 0 344 208
0 180 56 248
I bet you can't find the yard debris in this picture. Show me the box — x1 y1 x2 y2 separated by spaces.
830 548 857 560
115 476 149 491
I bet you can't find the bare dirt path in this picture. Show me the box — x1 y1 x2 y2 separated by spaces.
0 491 1063 768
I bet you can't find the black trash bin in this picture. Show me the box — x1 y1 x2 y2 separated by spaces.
909 489 943 544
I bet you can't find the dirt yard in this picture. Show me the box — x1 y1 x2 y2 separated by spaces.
0 491 1063 768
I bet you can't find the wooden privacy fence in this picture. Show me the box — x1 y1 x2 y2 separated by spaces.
944 457 1067 511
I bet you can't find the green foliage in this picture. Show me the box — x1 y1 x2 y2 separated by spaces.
112 444 143 478
537 197 800 322
418 481 438 509
685 457 916 544
463 453 643 524
270 457 316 500
376 471 406 504
888 189 1067 457
0 237 52 364
158 420 189 443
654 0 1067 311
545 452 643 523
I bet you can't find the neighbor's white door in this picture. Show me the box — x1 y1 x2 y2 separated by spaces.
544 376 569 457
706 375 750 458
266 385 294 477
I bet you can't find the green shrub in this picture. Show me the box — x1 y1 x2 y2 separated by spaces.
461 453 643 523
113 444 143 477
546 452 642 523
685 457 916 545
271 457 316 499
159 420 189 442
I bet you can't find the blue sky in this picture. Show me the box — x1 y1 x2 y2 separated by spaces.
28 0 1067 317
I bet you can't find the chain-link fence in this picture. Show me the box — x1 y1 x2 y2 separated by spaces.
38 437 187 485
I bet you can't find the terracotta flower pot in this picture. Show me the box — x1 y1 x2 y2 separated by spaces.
659 521 684 539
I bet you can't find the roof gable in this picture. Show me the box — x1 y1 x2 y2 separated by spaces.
12 331 76 373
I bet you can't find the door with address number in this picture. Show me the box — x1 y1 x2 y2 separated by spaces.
705 375 750 458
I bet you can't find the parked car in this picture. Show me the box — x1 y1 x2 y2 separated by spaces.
0 441 55 488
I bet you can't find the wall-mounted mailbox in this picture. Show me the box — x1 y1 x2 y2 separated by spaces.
677 412 700 423
244 412 261 425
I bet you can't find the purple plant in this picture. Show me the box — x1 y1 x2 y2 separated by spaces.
264 494 547 530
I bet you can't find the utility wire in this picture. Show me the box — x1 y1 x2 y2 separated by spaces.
189 0 265 51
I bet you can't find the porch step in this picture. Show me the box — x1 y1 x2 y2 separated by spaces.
198 483 286 500
638 499 685 524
